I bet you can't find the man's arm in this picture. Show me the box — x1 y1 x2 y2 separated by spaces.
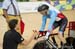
48 10 57 31
21 32 35 46
2 0 11 20
3 9 8 18
14 31 36 46
3 9 9 22
39 16 47 31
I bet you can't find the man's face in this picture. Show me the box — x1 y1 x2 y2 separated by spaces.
39 9 48 15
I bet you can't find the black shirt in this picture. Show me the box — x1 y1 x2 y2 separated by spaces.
3 29 24 49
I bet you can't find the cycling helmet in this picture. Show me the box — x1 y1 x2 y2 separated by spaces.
38 4 49 12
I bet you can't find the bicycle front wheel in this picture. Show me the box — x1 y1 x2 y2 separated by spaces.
33 40 51 49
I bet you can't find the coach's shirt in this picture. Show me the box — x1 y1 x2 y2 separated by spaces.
3 29 24 49
2 0 20 15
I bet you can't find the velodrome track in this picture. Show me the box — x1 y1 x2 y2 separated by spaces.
0 10 75 49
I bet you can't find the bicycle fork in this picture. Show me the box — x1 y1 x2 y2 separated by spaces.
46 39 58 49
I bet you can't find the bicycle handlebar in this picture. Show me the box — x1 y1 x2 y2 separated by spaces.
33 30 58 40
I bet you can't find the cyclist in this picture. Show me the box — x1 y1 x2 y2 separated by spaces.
37 4 68 46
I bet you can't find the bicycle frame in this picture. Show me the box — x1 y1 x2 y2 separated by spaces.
33 30 74 49
33 30 59 49
46 39 58 49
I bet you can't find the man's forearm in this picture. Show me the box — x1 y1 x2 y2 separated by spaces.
22 32 35 46
3 9 8 18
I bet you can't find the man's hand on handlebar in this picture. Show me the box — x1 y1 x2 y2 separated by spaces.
33 30 47 39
